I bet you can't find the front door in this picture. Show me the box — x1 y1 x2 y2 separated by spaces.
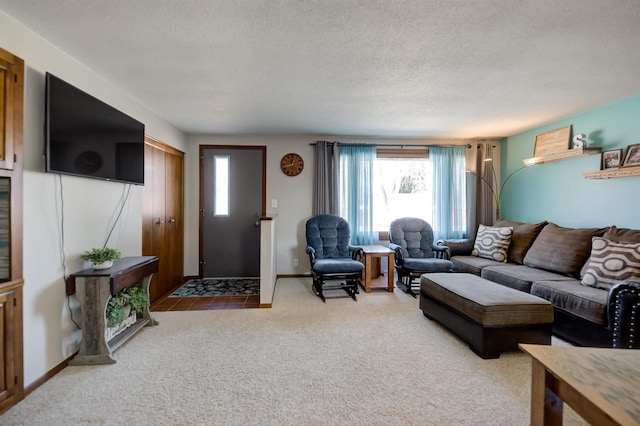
200 146 265 278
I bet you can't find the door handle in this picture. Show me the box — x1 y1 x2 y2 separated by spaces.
156 219 164 225
169 217 176 223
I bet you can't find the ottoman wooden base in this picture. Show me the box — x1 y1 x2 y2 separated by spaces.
420 273 553 359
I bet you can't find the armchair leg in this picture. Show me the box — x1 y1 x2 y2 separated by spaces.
396 272 417 298
344 279 357 301
312 278 326 303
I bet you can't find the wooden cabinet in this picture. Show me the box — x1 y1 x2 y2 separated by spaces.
0 48 23 415
0 281 23 414
0 49 23 171
143 137 184 302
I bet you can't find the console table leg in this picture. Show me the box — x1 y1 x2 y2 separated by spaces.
70 277 115 365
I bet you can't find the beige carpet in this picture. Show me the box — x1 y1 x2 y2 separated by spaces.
1 278 587 425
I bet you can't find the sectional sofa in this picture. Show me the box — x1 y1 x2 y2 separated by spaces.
445 220 640 347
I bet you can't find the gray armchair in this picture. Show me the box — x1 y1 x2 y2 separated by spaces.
305 214 364 302
389 217 453 297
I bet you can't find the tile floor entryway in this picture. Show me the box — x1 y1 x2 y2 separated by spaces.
151 295 260 311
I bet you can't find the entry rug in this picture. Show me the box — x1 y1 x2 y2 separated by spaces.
169 278 260 297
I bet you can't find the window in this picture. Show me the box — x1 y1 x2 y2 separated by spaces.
213 155 229 216
373 149 433 232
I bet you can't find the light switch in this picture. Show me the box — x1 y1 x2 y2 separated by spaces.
271 199 278 208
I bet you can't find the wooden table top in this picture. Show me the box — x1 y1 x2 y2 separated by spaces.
358 244 393 254
520 344 640 425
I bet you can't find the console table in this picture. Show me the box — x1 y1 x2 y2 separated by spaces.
70 256 159 365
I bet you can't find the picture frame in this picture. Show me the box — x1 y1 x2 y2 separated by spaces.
601 149 622 170
621 143 640 168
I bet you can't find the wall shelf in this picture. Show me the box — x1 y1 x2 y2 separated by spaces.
522 147 601 166
582 165 640 179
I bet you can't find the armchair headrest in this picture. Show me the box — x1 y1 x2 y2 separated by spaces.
389 217 435 259
306 214 351 259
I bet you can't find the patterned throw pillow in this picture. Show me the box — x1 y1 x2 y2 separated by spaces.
472 225 513 262
581 237 640 290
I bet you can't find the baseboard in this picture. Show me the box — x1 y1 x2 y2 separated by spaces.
276 273 312 278
24 351 77 397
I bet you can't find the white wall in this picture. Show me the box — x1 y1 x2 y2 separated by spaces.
1 10 185 386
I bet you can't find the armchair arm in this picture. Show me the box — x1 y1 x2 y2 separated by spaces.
348 245 364 260
388 243 403 266
305 245 316 266
607 281 640 349
432 243 451 260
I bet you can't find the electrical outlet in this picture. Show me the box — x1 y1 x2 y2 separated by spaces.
293 258 299 267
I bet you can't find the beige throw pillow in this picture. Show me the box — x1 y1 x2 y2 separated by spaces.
581 237 640 290
472 225 513 262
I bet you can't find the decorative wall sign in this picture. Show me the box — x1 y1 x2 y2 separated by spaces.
533 125 572 157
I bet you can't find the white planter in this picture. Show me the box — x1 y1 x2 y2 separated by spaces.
92 260 113 270
105 310 137 341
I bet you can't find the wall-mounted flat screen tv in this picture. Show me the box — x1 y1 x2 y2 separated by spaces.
45 72 145 185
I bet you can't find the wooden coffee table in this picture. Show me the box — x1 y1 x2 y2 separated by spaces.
520 344 640 426
358 245 394 293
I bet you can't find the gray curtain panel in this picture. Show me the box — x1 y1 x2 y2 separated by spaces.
466 141 499 235
313 141 340 215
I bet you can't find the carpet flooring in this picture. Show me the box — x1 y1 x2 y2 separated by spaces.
169 277 260 297
0 278 587 425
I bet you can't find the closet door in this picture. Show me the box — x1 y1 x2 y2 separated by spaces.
164 150 183 295
142 138 184 303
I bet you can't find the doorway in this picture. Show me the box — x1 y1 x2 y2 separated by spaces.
199 145 266 278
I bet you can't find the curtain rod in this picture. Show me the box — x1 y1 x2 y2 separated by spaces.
309 142 465 148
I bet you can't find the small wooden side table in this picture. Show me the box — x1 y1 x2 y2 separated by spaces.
358 245 395 293
520 344 640 426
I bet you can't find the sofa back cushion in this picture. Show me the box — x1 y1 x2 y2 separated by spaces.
580 225 640 278
494 219 547 264
602 226 640 243
581 237 640 289
523 223 607 278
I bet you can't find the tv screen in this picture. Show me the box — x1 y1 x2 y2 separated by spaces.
45 72 145 185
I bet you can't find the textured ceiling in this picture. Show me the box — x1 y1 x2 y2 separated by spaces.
2 0 640 138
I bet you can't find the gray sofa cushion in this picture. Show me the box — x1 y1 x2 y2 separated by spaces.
494 219 547 264
603 226 640 243
523 223 607 278
451 256 510 276
481 265 573 292
530 280 608 325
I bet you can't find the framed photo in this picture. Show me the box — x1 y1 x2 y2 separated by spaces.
601 149 622 170
622 143 640 168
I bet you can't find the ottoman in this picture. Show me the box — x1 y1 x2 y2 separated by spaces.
420 273 554 359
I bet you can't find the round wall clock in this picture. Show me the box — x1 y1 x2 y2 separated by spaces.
280 153 304 176
74 150 103 174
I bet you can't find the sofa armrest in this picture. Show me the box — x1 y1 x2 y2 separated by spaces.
441 239 475 256
607 281 640 349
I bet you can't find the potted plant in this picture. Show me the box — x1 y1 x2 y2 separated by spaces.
81 247 121 269
106 283 149 329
